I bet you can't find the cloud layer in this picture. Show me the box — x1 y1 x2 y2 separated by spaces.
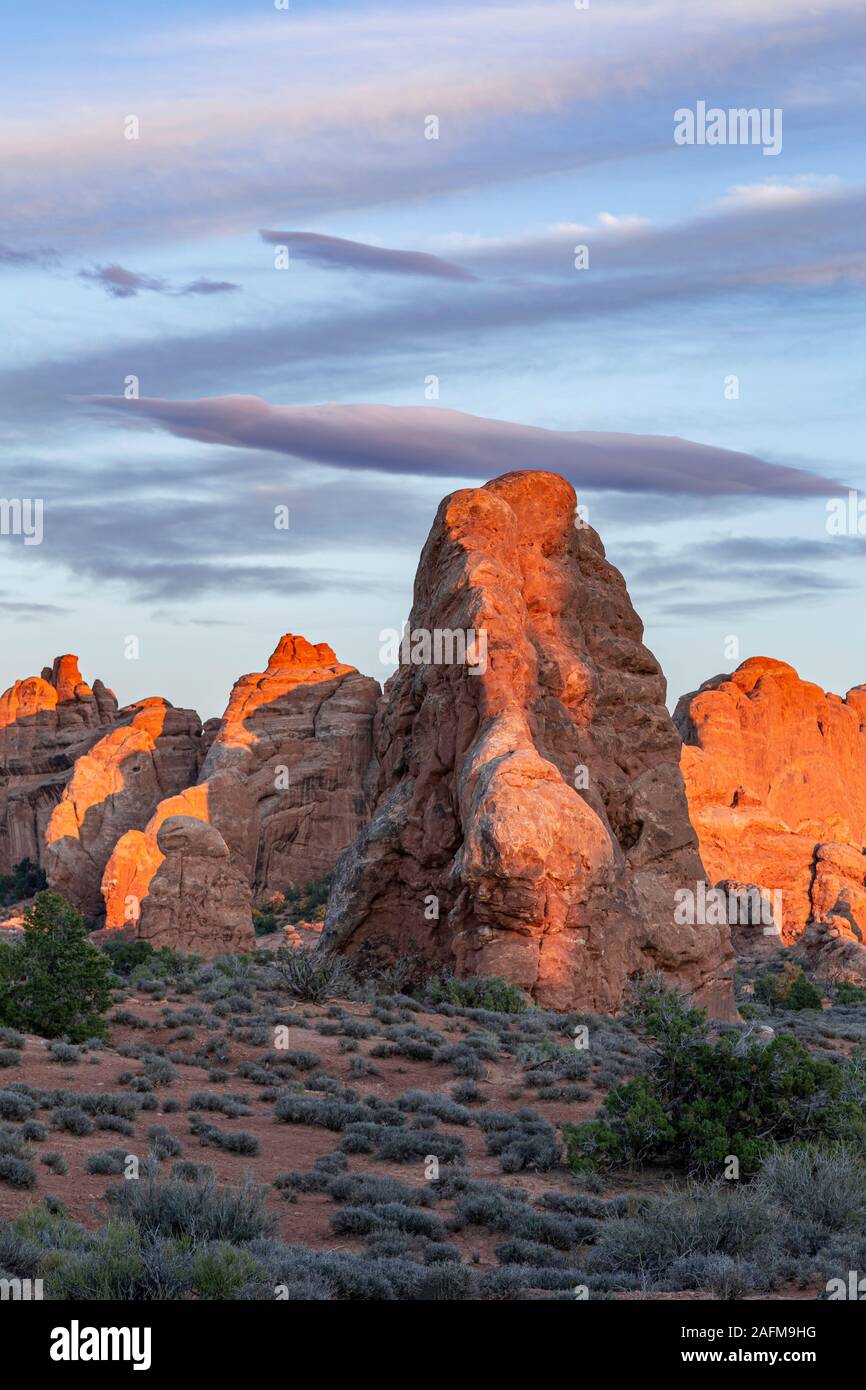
86 396 842 498
259 231 474 281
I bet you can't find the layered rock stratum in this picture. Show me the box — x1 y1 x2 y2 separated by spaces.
677 657 866 979
322 470 736 1017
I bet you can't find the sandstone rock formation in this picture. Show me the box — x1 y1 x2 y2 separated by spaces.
322 470 736 1017
122 815 255 956
44 698 202 918
101 635 379 955
677 657 866 975
0 656 119 874
203 634 380 893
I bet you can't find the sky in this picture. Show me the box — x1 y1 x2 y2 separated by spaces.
1 0 864 719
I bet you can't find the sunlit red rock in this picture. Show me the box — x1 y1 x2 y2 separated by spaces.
322 470 736 1017
0 655 119 873
677 657 866 968
127 814 255 956
44 697 202 918
203 634 380 892
101 636 379 955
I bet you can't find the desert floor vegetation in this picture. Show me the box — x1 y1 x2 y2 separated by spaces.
0 926 864 1300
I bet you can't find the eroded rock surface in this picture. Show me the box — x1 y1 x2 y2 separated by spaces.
323 470 736 1017
677 657 866 953
126 815 254 956
0 656 119 873
677 657 866 981
101 636 379 955
44 698 202 917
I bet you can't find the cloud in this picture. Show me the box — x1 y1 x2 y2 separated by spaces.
77 265 240 299
260 231 475 281
2 176 843 435
0 244 56 268
78 264 167 298
85 395 842 498
0 599 72 618
178 278 240 296
0 447 432 607
657 586 841 619
619 532 860 623
4 1 865 251
455 179 866 287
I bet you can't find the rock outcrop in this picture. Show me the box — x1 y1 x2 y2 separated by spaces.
203 635 381 893
114 814 255 956
676 657 866 974
322 470 736 1017
44 698 202 917
101 635 379 955
0 656 119 874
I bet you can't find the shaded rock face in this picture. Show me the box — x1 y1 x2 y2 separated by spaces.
0 656 118 873
322 470 736 1017
101 777 250 936
203 635 381 893
44 698 202 918
677 657 866 966
121 815 255 957
101 636 379 955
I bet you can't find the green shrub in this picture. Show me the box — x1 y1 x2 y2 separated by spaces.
0 1152 36 1188
189 1116 259 1156
0 1090 36 1121
99 936 156 977
282 875 332 925
0 892 113 1041
51 1105 94 1136
43 1220 192 1301
754 964 823 1012
0 858 47 907
269 949 352 1003
425 974 529 1014
585 1185 775 1289
562 985 866 1177
190 1242 265 1298
148 1125 182 1160
835 982 866 1006
755 1142 866 1231
106 1175 275 1243
252 908 278 936
85 1148 131 1176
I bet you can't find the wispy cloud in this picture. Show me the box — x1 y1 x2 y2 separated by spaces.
260 230 474 281
78 264 167 298
85 395 842 498
0 243 57 268
77 264 240 299
4 1 865 250
177 278 239 297
620 533 861 622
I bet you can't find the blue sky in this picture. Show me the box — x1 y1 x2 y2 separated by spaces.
1 0 864 718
